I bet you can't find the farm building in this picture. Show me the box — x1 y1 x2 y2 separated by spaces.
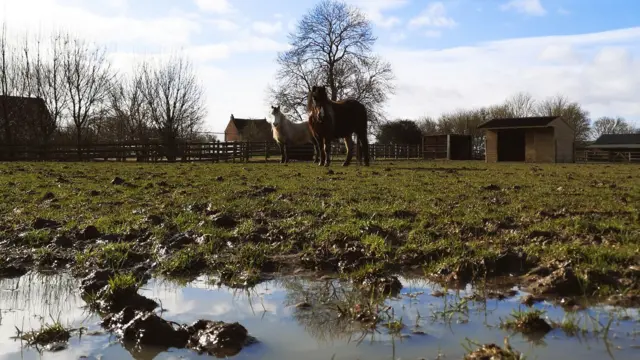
477 116 575 163
0 95 53 145
422 134 474 160
586 134 640 162
224 114 272 142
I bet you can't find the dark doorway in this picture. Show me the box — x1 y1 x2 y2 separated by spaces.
497 129 525 162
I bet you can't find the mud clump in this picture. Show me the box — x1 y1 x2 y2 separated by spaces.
146 214 164 226
528 266 584 297
357 275 403 297
102 309 189 348
520 294 544 306
187 319 257 357
607 293 640 307
80 225 101 240
501 309 552 336
211 214 238 229
111 177 126 185
464 338 523 360
102 309 256 357
33 218 61 230
52 234 73 248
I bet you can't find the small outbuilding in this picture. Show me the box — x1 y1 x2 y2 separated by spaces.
586 134 640 162
477 116 575 163
224 114 272 142
422 134 473 160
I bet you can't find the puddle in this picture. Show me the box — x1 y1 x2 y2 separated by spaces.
1 272 639 359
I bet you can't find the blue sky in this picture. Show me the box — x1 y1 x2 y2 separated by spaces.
2 0 640 133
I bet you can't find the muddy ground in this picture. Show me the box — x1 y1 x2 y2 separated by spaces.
1 161 639 355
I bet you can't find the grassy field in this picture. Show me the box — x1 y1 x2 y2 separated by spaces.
0 160 639 304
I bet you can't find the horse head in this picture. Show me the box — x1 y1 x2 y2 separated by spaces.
310 85 330 105
271 105 283 127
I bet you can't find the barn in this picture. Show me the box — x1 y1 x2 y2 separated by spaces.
586 134 640 162
477 116 575 163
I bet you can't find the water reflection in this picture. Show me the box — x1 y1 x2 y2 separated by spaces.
0 272 639 359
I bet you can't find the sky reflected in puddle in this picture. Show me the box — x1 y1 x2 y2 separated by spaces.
1 272 639 359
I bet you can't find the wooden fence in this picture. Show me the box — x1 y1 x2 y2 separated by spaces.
574 149 640 163
1 141 638 164
0 141 430 163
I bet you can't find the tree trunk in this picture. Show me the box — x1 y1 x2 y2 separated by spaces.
76 128 82 161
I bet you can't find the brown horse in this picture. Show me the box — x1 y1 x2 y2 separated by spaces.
307 85 370 167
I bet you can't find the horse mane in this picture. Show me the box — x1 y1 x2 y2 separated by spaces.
306 87 316 113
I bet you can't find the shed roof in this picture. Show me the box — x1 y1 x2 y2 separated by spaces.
588 134 640 149
230 117 271 133
477 116 559 129
0 95 51 120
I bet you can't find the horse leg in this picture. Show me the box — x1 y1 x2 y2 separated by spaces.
355 135 362 165
360 133 370 166
323 138 331 167
343 136 355 167
278 142 285 164
312 136 321 164
319 137 326 166
283 143 289 164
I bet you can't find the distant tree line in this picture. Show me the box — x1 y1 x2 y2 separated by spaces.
375 92 639 149
0 22 209 161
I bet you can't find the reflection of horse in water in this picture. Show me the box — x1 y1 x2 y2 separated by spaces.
270 105 321 164
307 85 370 167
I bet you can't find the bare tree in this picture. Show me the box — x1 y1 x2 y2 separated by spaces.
0 22 16 152
591 116 636 139
61 34 114 155
109 65 150 142
416 116 438 135
36 31 69 145
268 0 394 128
504 92 537 118
535 94 591 142
140 54 206 161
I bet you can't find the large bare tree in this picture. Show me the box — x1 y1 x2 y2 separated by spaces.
535 94 591 142
267 0 394 128
140 54 206 161
591 116 636 139
109 65 150 142
61 34 114 155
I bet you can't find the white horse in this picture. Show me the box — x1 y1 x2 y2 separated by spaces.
270 105 321 164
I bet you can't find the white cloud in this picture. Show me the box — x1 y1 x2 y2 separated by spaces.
194 0 232 13
1 0 199 50
408 2 457 29
390 32 407 43
209 19 240 32
252 21 283 36
106 0 128 11
424 30 441 38
501 0 547 16
379 27 640 127
347 0 408 29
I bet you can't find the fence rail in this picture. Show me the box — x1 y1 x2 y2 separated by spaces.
0 141 436 163
574 149 640 163
1 141 638 164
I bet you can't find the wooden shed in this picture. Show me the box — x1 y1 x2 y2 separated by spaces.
586 134 640 162
477 116 574 163
422 134 473 160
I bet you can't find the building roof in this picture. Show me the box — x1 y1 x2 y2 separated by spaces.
229 116 271 133
0 95 51 120
588 134 640 149
477 116 560 129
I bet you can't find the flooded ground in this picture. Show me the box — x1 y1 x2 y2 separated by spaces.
1 272 639 359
